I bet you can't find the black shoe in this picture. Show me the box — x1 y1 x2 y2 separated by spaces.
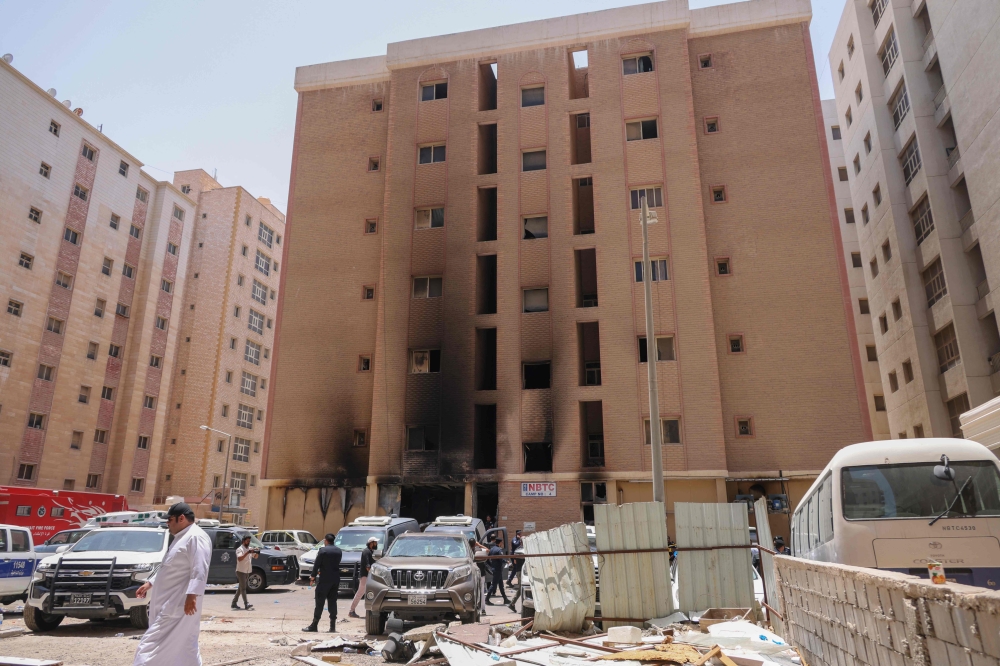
508 602 516 612
485 599 496 606
302 625 318 632
245 604 254 611
231 604 239 610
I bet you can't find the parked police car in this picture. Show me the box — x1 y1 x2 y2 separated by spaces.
0 523 36 605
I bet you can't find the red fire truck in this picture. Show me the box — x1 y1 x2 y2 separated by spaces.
0 487 128 543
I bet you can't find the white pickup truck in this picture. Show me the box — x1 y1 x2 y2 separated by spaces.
25 526 167 631
0 523 37 605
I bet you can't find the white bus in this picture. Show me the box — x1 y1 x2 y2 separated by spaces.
791 438 1000 590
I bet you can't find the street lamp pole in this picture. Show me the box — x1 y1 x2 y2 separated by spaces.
640 197 664 504
200 425 233 522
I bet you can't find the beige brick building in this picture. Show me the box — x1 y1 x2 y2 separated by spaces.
828 0 1000 439
263 0 872 540
154 170 285 526
0 57 194 502
823 99 891 440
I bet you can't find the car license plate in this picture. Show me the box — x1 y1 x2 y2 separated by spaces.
70 593 92 605
407 594 427 606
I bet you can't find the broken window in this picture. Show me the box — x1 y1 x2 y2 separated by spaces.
523 216 548 239
475 328 497 391
474 404 497 469
523 442 553 473
574 177 595 234
477 188 497 241
623 54 654 75
421 82 447 101
412 277 443 299
581 401 604 467
638 336 675 362
415 207 445 229
523 288 549 312
626 119 658 141
575 249 598 307
476 255 497 314
581 481 607 525
407 425 439 451
522 362 551 389
410 349 441 374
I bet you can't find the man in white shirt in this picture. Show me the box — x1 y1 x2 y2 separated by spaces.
132 502 212 666
233 534 256 610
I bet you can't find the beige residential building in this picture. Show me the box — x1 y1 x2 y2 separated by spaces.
829 0 1000 438
823 98 891 440
0 57 194 502
263 0 871 540
154 170 284 526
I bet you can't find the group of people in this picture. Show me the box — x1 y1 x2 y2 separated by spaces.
469 527 524 611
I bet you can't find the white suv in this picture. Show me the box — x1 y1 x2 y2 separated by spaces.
26 527 168 632
259 530 317 556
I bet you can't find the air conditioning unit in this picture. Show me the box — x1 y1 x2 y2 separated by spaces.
433 515 474 526
734 494 756 513
767 494 790 513
350 516 392 526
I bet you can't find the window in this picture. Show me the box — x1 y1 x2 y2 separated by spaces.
412 277 443 299
143 395 156 409
81 144 95 161
847 35 855 58
935 323 961 373
241 371 258 397
638 336 675 362
523 288 549 313
28 413 45 430
838 167 849 182
923 259 947 307
881 27 900 73
18 252 33 270
705 117 720 134
523 216 548 239
225 371 233 383
100 257 113 276
522 150 546 172
870 259 879 280
851 252 863 268
254 441 261 452
882 240 892 263
155 316 167 330
115 303 129 317
160 279 172 294
421 82 448 101
717 258 731 275
71 431 83 450
855 83 864 104
729 335 745 353
367 156 380 171
407 426 439 451
903 360 914 383
634 259 669 282
911 197 934 245
137 435 149 450
845 208 855 224
623 54 654 74
861 204 869 224
237 404 254 429
415 207 445 229
101 386 114 400
130 478 144 493
15 505 31 516
7 301 22 317
17 463 35 480
630 187 663 209
358 356 371 372
521 86 545 107
255 250 271 275
644 418 682 445
55 271 73 289
845 107 853 127
711 186 727 203
86 474 100 489
110 213 120 230
626 119 658 141
889 371 898 392
73 184 89 201
136 187 148 203
87 342 98 360
879 313 889 334
409 349 441 373
874 395 886 411
119 160 130 177
222 405 229 418
522 362 551 389
260 379 266 390
129 224 141 240
354 430 367 447
873 184 882 207
372 98 383 112
861 133 872 156
252 280 267 304
901 138 922 186
39 162 51 178
29 207 42 223
248 309 264 334
64 227 80 244
831 126 841 140
38 364 54 381
241 245 247 256
245 340 261 365
233 437 251 462
246 215 252 227
418 144 446 164
947 394 970 436
230 337 237 350
698 53 712 69
891 84 910 130
258 222 274 248
914 424 925 438
365 219 378 234
362 285 375 300
149 355 161 369
49 120 60 136
79 386 90 403
122 263 134 279
46 317 63 334
736 417 754 437
866 345 878 362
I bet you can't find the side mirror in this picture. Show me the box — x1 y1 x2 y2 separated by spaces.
934 454 956 481
55 545 70 554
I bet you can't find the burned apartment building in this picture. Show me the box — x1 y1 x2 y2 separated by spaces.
262 0 871 538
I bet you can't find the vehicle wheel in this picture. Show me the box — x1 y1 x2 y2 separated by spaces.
129 604 150 630
247 568 267 593
365 610 386 636
23 605 64 632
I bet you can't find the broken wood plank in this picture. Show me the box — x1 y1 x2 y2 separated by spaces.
693 645 721 666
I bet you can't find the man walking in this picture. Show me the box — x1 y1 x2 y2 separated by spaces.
348 536 377 618
484 535 509 606
304 533 342 632
507 530 523 586
132 502 212 666
232 534 256 610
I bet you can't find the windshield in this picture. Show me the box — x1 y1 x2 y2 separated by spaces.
842 461 1000 519
387 536 468 558
238 533 264 549
298 532 318 544
334 530 384 552
72 530 166 553
425 526 477 542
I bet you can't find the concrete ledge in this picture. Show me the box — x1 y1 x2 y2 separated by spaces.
294 55 389 93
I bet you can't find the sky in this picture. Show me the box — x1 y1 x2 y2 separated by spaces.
0 0 845 213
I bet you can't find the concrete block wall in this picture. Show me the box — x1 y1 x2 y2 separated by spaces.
775 556 1000 666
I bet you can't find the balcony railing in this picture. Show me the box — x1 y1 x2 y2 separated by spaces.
872 0 889 27
978 279 990 301
990 351 1000 375
892 86 910 129
902 140 923 186
911 199 934 245
947 145 961 169
881 31 899 77
959 209 976 233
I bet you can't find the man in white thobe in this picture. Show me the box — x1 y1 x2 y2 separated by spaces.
132 502 212 666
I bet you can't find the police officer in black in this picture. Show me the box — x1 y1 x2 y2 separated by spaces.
303 533 342 632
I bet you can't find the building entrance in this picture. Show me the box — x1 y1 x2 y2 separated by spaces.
399 484 464 524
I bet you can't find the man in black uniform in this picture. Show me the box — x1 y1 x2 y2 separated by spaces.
303 533 342 632
484 535 509 605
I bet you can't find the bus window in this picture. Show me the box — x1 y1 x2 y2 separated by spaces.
818 475 834 544
806 496 818 551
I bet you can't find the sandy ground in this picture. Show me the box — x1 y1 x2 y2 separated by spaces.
0 578 522 665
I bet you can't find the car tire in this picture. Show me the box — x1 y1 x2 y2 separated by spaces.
129 604 150 630
23 605 64 632
247 568 267 593
365 610 386 636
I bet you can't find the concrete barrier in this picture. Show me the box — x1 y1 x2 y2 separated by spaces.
774 556 1000 666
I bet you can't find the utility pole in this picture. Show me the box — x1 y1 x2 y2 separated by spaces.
640 197 664 503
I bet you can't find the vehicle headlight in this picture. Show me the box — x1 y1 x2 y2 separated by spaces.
370 563 392 586
446 565 472 587
37 562 55 571
125 563 154 572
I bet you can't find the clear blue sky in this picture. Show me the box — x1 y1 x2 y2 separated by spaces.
0 0 844 213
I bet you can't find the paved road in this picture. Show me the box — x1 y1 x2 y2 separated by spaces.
0 578 523 665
